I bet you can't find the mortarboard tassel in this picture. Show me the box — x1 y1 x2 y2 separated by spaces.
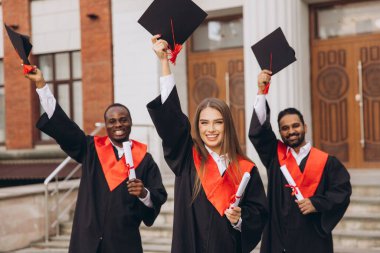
168 18 182 65
263 52 272 94
23 64 36 75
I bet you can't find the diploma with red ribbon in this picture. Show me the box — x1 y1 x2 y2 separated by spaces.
231 172 251 207
123 141 136 180
280 165 304 200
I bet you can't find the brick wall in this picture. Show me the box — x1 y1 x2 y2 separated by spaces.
3 0 39 149
80 0 113 134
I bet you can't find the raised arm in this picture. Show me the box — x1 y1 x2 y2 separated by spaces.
147 36 193 176
25 67 88 163
248 70 278 169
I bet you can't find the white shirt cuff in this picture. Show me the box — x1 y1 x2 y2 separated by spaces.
232 218 242 232
253 95 267 126
36 84 56 119
160 74 175 104
139 188 153 208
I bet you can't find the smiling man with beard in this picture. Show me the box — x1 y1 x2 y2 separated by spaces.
25 67 167 253
248 70 352 253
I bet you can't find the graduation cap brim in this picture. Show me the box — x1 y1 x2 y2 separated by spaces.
4 24 32 65
251 27 296 75
138 0 207 49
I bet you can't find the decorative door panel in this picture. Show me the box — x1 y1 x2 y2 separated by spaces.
312 35 380 168
355 42 380 166
312 44 356 167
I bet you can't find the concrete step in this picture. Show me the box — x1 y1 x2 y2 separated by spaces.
11 249 68 253
333 230 380 248
335 247 380 253
352 184 380 197
346 196 380 214
140 223 173 238
337 213 380 231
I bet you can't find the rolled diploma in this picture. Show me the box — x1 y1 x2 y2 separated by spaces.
123 141 136 180
231 172 251 207
280 165 304 200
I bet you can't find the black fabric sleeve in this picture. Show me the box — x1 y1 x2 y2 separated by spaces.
248 102 278 169
147 87 193 177
137 153 168 226
310 156 352 235
240 166 269 253
36 103 88 163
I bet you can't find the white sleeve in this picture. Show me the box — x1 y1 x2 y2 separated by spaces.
36 85 56 119
138 188 153 208
232 218 242 232
160 74 175 104
253 95 267 126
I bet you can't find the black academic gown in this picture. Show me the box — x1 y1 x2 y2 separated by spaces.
248 103 351 253
147 87 268 253
37 104 167 253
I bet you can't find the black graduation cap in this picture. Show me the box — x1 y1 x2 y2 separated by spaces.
4 23 35 74
251 27 296 75
138 0 207 64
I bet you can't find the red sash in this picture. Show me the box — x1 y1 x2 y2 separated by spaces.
94 136 147 191
277 141 328 198
192 148 254 216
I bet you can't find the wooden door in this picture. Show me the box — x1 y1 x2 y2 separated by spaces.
187 48 247 151
311 34 380 168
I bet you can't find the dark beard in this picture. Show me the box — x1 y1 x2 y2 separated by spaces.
282 132 305 149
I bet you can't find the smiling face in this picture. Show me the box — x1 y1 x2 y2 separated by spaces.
198 107 225 155
104 106 132 147
279 114 307 150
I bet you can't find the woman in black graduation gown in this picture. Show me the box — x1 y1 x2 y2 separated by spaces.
147 35 268 253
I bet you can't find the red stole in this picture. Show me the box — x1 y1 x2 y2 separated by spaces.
94 136 147 191
192 148 254 216
277 141 328 198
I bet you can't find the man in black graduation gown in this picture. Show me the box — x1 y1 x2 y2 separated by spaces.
25 68 167 253
249 70 351 253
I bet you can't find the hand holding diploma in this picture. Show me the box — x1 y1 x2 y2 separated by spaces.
123 141 136 180
224 172 251 225
232 172 251 207
280 165 304 200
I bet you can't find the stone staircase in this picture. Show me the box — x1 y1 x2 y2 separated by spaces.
10 169 380 253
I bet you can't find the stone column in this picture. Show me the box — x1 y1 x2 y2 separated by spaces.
243 0 312 168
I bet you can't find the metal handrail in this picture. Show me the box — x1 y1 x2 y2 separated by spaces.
43 122 156 243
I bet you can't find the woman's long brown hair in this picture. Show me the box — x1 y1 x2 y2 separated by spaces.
191 97 252 203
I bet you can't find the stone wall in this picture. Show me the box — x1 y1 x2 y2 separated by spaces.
0 181 79 252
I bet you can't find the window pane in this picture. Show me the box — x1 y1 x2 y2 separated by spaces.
192 17 243 51
72 51 82 79
40 83 54 141
39 55 54 81
317 1 380 39
55 53 70 80
58 84 71 117
73 81 83 128
0 86 5 143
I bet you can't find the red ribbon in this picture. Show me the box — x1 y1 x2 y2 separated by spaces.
285 184 298 196
168 18 182 65
23 65 36 75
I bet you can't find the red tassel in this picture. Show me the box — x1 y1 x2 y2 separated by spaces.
169 43 182 65
168 17 182 65
263 83 270 94
262 52 273 94
23 65 36 75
